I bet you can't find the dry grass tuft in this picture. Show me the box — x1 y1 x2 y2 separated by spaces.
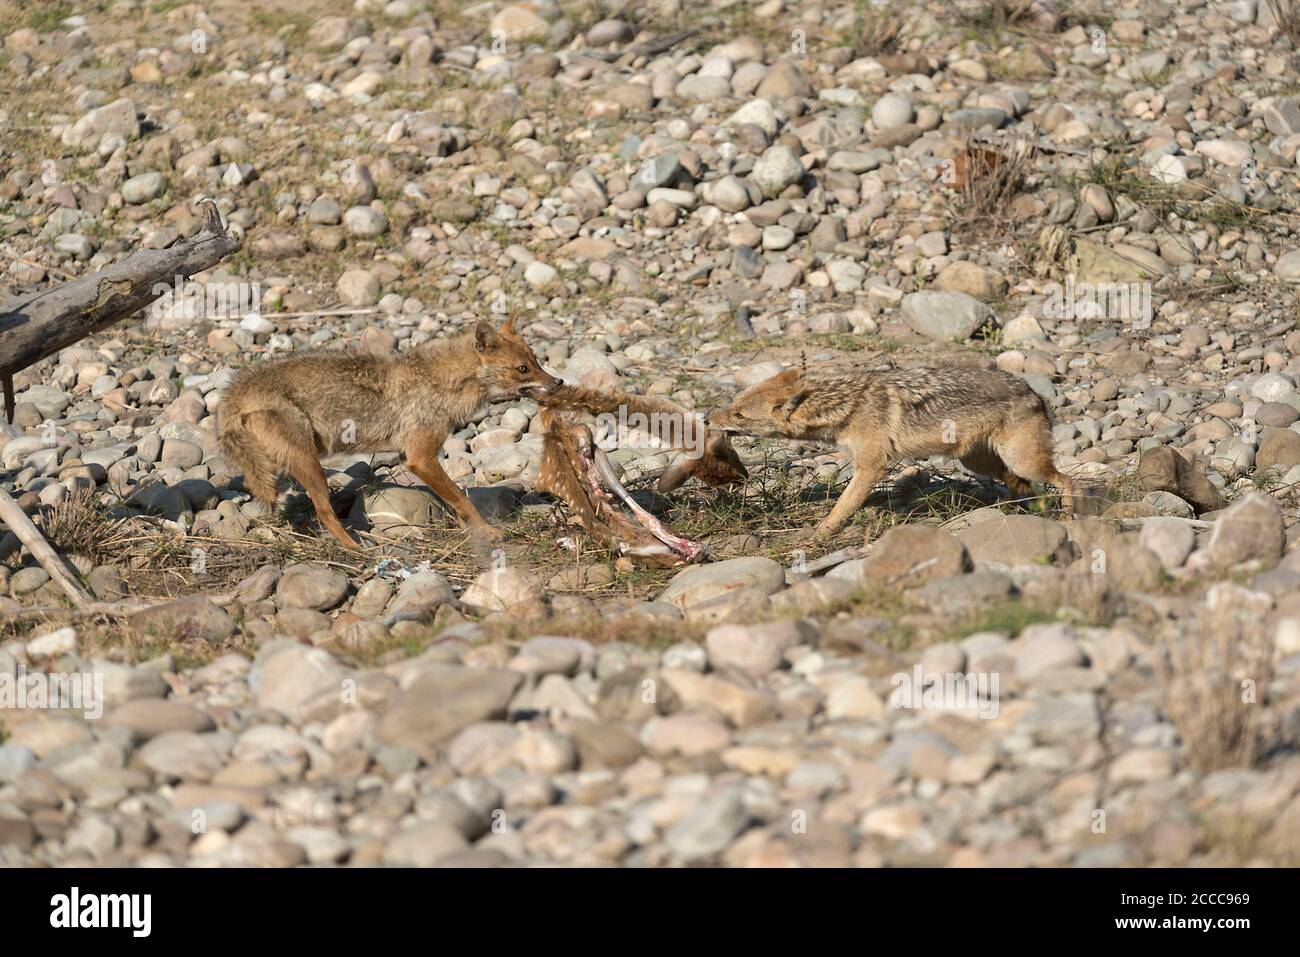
1266 0 1300 46
948 140 1031 236
39 488 134 565
956 0 1042 32
1159 612 1275 773
851 0 916 58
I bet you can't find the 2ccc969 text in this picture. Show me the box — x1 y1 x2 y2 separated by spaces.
1121 894 1250 908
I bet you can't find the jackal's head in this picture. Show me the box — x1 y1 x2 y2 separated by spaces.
708 369 803 438
474 316 559 400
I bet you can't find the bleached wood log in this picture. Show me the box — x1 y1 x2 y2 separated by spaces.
0 200 239 422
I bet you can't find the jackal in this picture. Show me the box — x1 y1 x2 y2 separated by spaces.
217 317 557 549
709 364 1075 541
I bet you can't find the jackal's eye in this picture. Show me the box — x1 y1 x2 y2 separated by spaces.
517 364 529 374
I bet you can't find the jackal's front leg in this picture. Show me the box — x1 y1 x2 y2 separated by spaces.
404 430 504 542
812 449 886 543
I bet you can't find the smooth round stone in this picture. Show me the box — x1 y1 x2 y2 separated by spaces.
872 93 914 130
761 225 796 250
1256 402 1299 427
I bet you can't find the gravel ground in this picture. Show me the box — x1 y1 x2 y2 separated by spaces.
1 0 1300 867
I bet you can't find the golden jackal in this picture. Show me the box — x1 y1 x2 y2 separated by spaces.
710 364 1074 541
218 317 557 548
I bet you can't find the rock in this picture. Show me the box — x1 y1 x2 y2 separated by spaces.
1139 517 1196 570
1276 250 1300 282
725 99 780 136
376 667 523 751
659 557 787 609
847 525 972 587
9 567 49 596
106 700 215 740
308 197 342 224
337 269 380 307
277 564 349 611
1136 447 1228 514
253 644 347 723
137 731 224 781
1265 98 1300 136
510 636 593 676
343 206 388 238
121 171 166 204
1195 139 1253 167
352 484 439 537
524 262 558 288
826 151 881 174
160 438 202 469
1073 238 1171 282
1197 493 1285 568
587 19 634 45
676 75 732 101
665 789 749 862
949 512 1068 565
908 571 1013 617
490 4 549 42
708 175 752 211
0 745 37 784
565 719 642 769
755 59 811 100
752 145 805 197
127 596 235 643
62 98 139 151
872 94 914 130
1015 623 1086 680
1250 373 1296 403
1258 430 1300 472
946 107 1008 130
1012 44 1056 77
387 570 455 617
382 822 469 866
706 619 813 678
901 291 995 339
1256 403 1299 428
460 567 543 613
935 261 1008 300
642 712 732 756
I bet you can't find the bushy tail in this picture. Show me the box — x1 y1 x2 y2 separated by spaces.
218 413 279 503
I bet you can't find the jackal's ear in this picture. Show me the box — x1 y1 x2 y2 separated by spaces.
474 320 498 352
776 389 809 418
657 456 693 493
499 314 517 337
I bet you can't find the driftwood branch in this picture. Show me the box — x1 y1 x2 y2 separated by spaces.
0 200 240 422
0 486 94 610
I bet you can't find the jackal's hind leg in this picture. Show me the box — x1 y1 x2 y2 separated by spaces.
244 409 360 549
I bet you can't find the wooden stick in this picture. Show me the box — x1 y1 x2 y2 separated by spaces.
0 200 239 422
0 486 94 610
256 307 379 320
2 600 153 623
0 242 78 280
